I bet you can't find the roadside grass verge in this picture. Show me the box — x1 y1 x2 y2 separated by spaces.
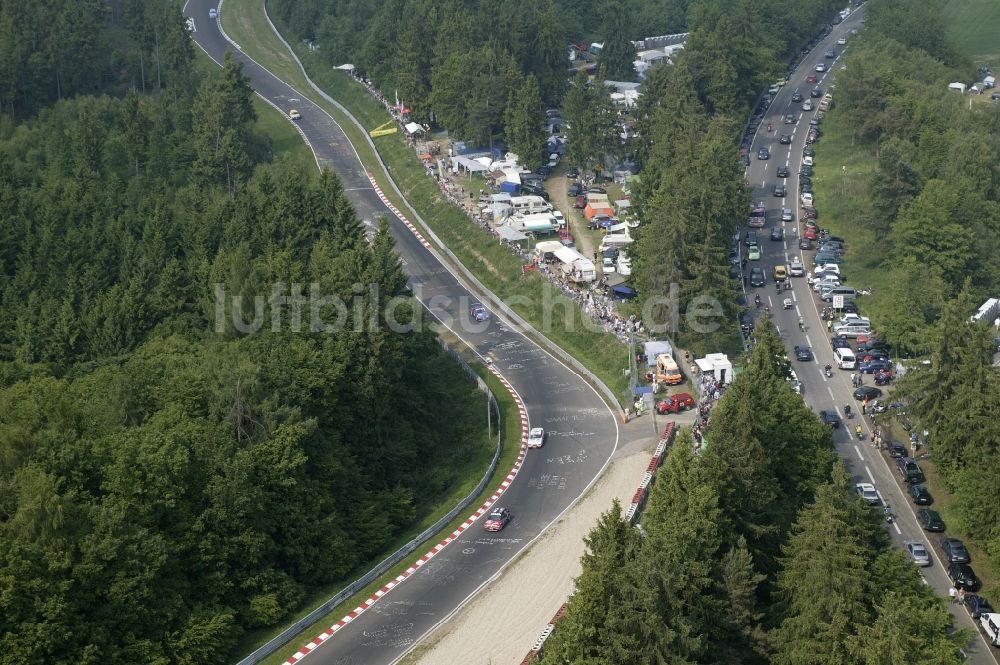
882 419 997 600
250 96 315 170
193 45 313 169
809 108 889 318
238 363 522 665
222 0 631 400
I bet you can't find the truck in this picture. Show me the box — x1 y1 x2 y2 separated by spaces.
747 202 767 228
655 353 684 385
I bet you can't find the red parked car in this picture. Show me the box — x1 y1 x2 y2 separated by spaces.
802 226 817 240
655 393 695 414
574 194 587 209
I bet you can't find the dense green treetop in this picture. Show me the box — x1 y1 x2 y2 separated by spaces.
0 6 492 663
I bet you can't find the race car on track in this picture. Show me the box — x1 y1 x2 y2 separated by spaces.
484 507 512 532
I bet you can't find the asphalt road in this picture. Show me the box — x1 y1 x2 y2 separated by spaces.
184 2 621 664
743 8 998 663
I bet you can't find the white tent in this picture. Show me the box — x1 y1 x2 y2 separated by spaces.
335 64 355 71
502 170 522 185
553 246 587 266
948 82 967 93
643 341 673 366
404 121 425 135
496 225 528 242
695 353 734 384
452 156 489 173
534 240 565 258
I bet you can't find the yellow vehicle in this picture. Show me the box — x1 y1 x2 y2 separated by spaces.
773 265 788 281
369 120 398 138
655 354 684 385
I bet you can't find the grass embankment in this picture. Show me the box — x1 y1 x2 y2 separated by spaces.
879 418 998 598
239 362 521 665
942 0 1000 68
222 0 631 403
193 46 315 170
809 108 888 317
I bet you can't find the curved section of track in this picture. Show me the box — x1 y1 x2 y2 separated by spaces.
183 2 620 664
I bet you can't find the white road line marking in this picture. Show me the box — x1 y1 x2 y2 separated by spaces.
865 465 875 483
828 386 835 399
805 334 812 346
854 445 864 461
893 522 901 535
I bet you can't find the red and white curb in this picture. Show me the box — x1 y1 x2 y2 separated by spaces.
366 172 434 250
283 364 528 664
624 422 676 524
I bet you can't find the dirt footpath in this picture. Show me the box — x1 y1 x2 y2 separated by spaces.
545 172 597 262
402 447 652 665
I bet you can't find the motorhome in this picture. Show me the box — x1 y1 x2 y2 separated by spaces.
509 195 551 215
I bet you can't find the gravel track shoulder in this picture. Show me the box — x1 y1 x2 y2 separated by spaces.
402 449 651 665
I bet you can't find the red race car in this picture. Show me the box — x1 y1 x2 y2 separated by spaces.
483 507 512 532
655 393 695 414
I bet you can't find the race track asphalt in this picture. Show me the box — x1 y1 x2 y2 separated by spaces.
184 2 621 664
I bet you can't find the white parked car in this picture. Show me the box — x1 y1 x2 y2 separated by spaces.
616 254 632 276
801 192 813 206
802 155 814 166
602 257 616 274
552 210 565 227
527 427 546 449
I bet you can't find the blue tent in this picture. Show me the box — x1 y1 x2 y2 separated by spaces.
611 284 637 300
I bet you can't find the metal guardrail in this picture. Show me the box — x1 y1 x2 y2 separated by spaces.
235 341 502 665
